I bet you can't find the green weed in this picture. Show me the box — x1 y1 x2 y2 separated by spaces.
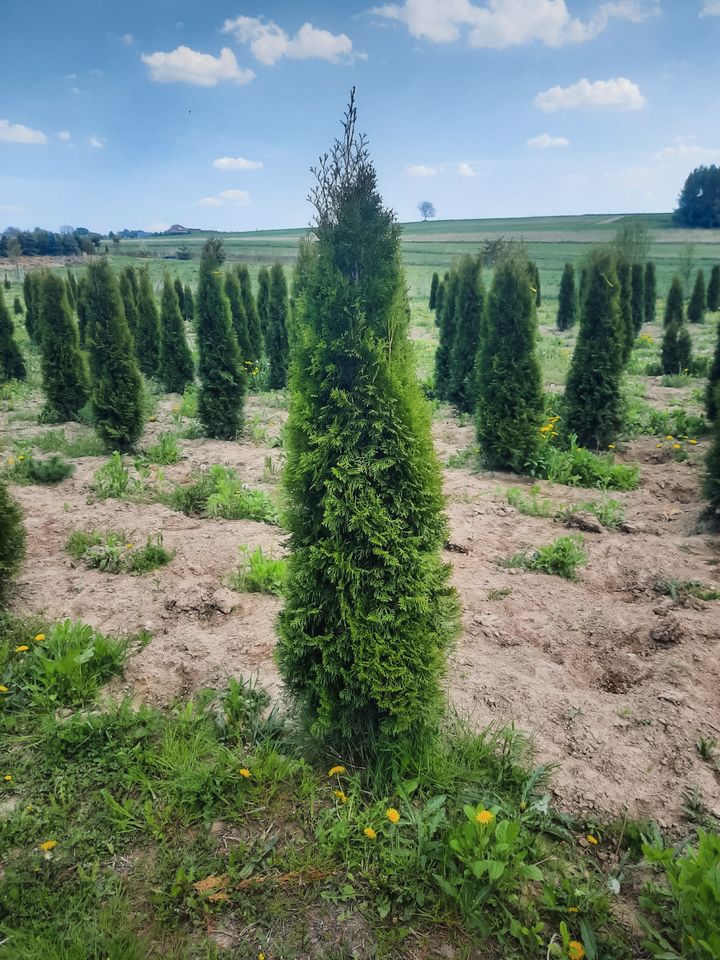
66 530 171 575
527 437 639 491
140 432 180 465
507 485 555 518
227 546 286 596
654 578 720 603
166 466 278 524
500 535 588 580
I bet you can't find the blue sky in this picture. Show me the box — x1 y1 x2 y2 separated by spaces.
2 0 720 233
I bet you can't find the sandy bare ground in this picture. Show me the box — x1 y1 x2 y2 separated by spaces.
4 401 720 829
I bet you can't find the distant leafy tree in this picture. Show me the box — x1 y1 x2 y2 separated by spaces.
173 277 185 317
38 271 89 421
556 262 577 331
434 270 458 400
674 165 720 228
708 264 720 312
0 480 25 604
448 255 484 412
256 266 270 338
706 322 720 421
224 270 252 363
119 268 139 342
678 244 696 296
196 239 245 439
0 292 26 382
631 262 645 335
661 285 692 375
183 284 194 322
687 270 706 324
266 262 290 389
159 273 194 394
616 259 634 364
85 259 144 451
664 277 684 328
135 269 161 377
613 220 651 264
418 201 436 221
236 264 262 360
644 261 657 323
428 271 439 310
476 254 543 470
564 250 624 449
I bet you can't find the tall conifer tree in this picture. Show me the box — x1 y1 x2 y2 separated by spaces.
183 284 195 322
173 277 185 318
0 480 25 604
661 287 692 374
644 261 657 323
85 260 144 450
664 277 684 328
38 272 89 421
256 266 270 339
631 262 645 334
22 272 41 343
429 271 439 310
197 240 245 439
236 265 262 360
706 321 720 421
0 292 26 382
119 268 139 342
159 273 194 394
448 255 484 412
703 385 720 523
135 269 161 377
277 92 457 752
688 270 706 324
707 264 720 313
434 271 458 400
266 262 290 389
616 258 634 364
224 270 252 362
556 262 577 331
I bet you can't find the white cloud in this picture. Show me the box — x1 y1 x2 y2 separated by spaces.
89 135 105 148
405 164 437 177
457 161 477 176
527 133 570 148
0 119 47 145
197 188 251 207
222 16 362 65
700 1 720 15
58 131 72 141
534 77 645 112
371 0 658 49
120 33 135 44
141 45 255 86
654 137 720 162
213 156 263 171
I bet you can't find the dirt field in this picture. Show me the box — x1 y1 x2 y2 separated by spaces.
5 388 719 832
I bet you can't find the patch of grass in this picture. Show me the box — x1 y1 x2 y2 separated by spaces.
445 445 478 468
227 546 286 596
660 372 692 388
140 431 180 465
654 578 720 602
165 465 278 524
622 400 707 441
488 588 512 600
558 497 625 529
500 534 588 580
66 530 172 575
89 453 159 502
507 485 555 518
527 437 639 491
30 428 105 458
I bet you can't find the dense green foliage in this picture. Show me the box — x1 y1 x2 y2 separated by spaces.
616 259 634 364
708 264 720 312
556 262 577 331
429 270 439 309
687 270 706 324
448 255 484 412
644 260 657 323
661 282 692 375
85 260 144 451
119 267 139 341
256 265 270 338
630 262 645 334
223 270 252 362
0 293 26 382
182 283 194 322
12 296 22 316
532 263 541 307
266 262 290 390
22 272 41 343
37 271 89 421
434 270 458 400
75 274 89 347
277 96 457 752
134 269 161 377
475 256 543 470
173 277 185 317
674 165 720 228
0 481 25 603
158 273 194 394
564 251 624 448
707 322 720 421
663 276 684 328
196 240 245 439
237 264 262 361
704 387 720 521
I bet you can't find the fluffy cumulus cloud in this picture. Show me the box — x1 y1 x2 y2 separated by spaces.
89 135 105 148
527 133 569 148
371 0 658 48
213 156 263 171
141 46 255 86
197 188 251 207
405 164 437 177
0 119 47 144
222 16 362 65
700 1 720 15
457 161 477 176
120 33 135 44
534 77 645 112
654 137 720 162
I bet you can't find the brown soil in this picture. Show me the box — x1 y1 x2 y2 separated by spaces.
4 399 720 828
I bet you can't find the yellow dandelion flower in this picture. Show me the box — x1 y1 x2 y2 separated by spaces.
656 443 663 448
239 768 251 779
39 840 57 852
363 827 377 839
567 906 579 913
475 809 494 825
551 431 559 437
172 405 180 412
672 443 681 450
333 790 348 804
7 457 15 466
258 953 266 960
18 455 25 461
125 543 134 549
0 685 9 693
568 941 585 960
607 444 615 449
3 775 12 782
665 435 674 441
149 415 157 422
586 834 598 845
34 633 45 642
689 439 698 445
386 807 400 824
15 645 29 653
327 765 346 777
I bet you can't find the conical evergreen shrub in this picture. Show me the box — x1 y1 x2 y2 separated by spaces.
256 266 270 339
661 300 692 375
556 262 577 331
708 265 720 312
0 480 25 604
531 263 541 307
237 265 262 360
183 284 195 322
197 240 245 439
644 261 656 323
707 322 720 421
616 258 634 364
13 296 22 316
119 268 139 342
277 93 457 753
631 262 645 334
434 274 446 324
448 255 484 412
85 259 144 451
0 292 27 382
434 270 458 400
224 270 252 362
564 251 624 448
75 275 89 347
290 235 316 338
704 386 720 523
173 277 185 317
266 262 289 389
429 271 439 309
159 273 194 394
688 270 706 324
664 277 684 327
38 271 89 421
476 254 543 470
135 269 161 377
22 272 41 343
